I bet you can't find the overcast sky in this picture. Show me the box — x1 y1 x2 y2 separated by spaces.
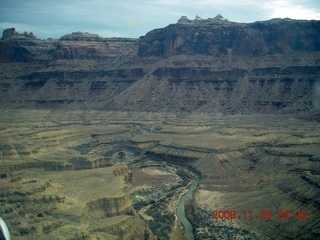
1 0 320 39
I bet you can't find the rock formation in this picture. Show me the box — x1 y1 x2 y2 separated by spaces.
0 15 319 114
0 109 319 239
1 27 36 40
1 15 320 239
0 110 158 240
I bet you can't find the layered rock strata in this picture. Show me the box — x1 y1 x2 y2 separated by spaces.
1 16 319 114
0 110 156 240
1 15 320 239
0 110 319 239
131 113 320 239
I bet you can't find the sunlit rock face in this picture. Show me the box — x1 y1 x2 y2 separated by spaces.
0 16 319 114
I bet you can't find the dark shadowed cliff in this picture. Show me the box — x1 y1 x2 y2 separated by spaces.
1 16 320 114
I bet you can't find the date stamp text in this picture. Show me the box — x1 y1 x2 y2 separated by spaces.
212 209 308 220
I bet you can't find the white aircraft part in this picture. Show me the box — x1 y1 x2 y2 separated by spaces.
0 218 10 240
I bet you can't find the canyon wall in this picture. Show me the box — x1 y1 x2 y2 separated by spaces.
0 16 319 114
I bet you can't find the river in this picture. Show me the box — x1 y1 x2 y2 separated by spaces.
176 182 198 240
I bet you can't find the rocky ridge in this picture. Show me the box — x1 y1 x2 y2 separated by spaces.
0 110 158 240
1 28 37 41
0 15 319 114
1 15 320 239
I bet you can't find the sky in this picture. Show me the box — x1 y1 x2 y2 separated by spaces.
0 0 320 39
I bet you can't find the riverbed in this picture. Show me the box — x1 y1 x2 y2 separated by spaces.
176 182 198 240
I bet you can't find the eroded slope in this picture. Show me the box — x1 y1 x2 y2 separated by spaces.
1 17 319 114
1 110 319 239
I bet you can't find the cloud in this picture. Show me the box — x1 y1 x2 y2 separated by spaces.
263 0 320 20
0 0 319 39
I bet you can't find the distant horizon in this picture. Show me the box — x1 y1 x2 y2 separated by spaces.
1 0 320 39
1 15 319 41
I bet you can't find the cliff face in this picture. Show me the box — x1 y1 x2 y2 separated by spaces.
0 16 319 114
138 17 320 57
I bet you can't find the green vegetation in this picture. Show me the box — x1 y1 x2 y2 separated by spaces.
194 208 259 240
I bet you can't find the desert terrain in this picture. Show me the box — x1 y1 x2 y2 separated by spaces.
1 15 320 239
0 109 319 239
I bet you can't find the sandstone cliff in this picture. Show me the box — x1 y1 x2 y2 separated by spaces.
139 17 320 57
1 16 319 114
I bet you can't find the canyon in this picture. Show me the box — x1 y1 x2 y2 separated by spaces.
0 15 320 239
1 16 320 114
0 110 319 239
